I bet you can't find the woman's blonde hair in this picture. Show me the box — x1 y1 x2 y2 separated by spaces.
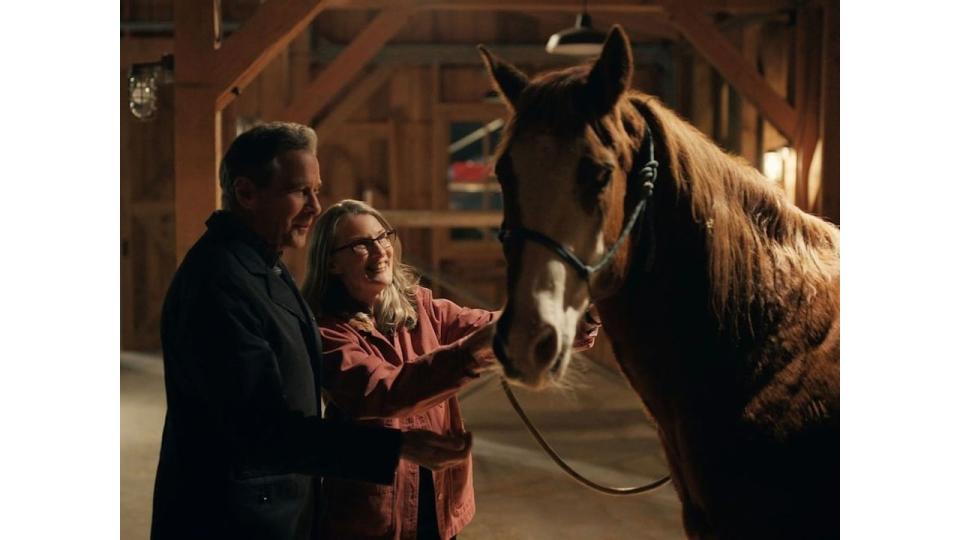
302 199 420 335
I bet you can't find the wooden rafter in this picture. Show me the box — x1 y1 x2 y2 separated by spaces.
209 0 339 111
174 0 221 260
333 0 791 14
313 64 399 144
661 0 799 142
278 6 416 124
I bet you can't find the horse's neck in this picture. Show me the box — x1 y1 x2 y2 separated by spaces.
601 100 839 415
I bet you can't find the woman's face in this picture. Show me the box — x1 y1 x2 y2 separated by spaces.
329 213 395 305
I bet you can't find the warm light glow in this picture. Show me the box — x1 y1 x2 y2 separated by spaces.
762 150 784 183
762 147 796 184
761 147 797 202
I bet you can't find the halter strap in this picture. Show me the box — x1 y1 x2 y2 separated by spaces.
497 124 659 283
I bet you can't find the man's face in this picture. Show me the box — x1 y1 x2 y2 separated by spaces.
245 150 322 251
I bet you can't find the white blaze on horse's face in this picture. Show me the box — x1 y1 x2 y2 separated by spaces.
501 133 605 388
480 24 635 388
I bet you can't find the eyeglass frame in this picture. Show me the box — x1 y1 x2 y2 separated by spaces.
331 229 397 256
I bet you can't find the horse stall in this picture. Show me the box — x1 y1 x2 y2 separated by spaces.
120 1 839 538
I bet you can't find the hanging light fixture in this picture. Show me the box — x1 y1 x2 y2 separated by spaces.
127 54 174 121
545 0 606 56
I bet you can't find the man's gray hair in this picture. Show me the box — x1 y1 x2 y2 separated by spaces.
219 122 318 211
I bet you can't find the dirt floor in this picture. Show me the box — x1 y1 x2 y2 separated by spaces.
120 351 684 539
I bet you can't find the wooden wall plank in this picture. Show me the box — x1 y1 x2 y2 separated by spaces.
314 65 398 146
334 0 793 14
820 0 839 225
279 7 416 124
174 0 221 260
210 0 333 110
662 0 798 142
738 22 761 167
793 5 823 212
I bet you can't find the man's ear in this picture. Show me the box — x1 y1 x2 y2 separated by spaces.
234 177 259 211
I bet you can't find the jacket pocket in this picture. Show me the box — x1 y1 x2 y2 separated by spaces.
226 473 311 537
321 477 395 536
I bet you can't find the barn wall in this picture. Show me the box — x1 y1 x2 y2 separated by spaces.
120 2 837 360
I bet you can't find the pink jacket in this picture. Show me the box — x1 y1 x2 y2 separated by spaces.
316 286 599 539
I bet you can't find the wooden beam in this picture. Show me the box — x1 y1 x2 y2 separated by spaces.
793 5 822 212
174 0 221 260
333 0 792 14
278 7 416 125
309 43 673 68
313 65 398 145
174 87 222 261
174 0 217 83
209 0 338 111
381 210 502 228
820 0 839 225
661 0 798 142
738 22 761 167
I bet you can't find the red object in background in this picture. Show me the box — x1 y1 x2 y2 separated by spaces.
449 161 492 182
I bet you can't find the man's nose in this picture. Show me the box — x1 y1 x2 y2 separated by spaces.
306 191 321 213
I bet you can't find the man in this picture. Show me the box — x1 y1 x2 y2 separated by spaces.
151 122 472 539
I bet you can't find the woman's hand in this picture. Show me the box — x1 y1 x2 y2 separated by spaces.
572 304 603 352
460 320 499 372
400 430 473 470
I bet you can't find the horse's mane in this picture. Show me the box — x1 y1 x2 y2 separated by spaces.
632 94 840 334
500 66 840 334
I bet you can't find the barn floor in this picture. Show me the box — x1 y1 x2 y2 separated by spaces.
120 351 684 539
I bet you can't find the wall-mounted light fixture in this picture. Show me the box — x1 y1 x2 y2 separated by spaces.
127 54 174 121
545 1 606 56
762 146 797 199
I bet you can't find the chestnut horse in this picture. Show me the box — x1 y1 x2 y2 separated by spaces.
479 26 839 539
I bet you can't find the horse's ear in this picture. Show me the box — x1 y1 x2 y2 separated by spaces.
478 44 529 110
585 25 634 117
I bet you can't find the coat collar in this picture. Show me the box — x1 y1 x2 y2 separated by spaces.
206 210 311 325
206 210 281 276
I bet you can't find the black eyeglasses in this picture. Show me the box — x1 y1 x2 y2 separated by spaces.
331 229 396 256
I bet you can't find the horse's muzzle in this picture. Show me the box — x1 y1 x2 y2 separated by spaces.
493 322 522 380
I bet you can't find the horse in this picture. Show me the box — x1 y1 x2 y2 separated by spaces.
478 25 839 540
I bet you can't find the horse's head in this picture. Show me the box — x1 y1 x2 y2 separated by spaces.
479 26 648 388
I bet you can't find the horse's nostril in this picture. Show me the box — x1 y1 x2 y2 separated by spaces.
493 331 520 379
532 326 559 366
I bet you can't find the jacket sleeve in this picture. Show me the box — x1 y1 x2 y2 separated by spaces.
318 324 487 420
427 292 498 345
168 276 402 484
429 291 598 349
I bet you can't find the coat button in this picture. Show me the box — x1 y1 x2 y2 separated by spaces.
260 495 269 503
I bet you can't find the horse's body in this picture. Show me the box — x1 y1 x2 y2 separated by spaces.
480 27 839 539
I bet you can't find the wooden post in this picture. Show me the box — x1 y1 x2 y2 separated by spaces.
739 22 761 167
174 0 220 260
172 0 345 262
279 7 416 124
793 5 823 213
820 0 840 225
662 0 798 142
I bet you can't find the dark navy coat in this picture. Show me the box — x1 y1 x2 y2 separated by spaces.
151 211 403 539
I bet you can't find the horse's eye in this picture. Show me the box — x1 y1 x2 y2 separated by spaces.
597 167 613 189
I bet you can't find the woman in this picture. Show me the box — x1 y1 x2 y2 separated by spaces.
302 200 599 540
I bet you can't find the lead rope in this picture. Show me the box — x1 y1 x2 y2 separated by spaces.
498 378 671 495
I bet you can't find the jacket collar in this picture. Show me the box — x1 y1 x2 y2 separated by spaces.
206 210 282 276
206 211 312 325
